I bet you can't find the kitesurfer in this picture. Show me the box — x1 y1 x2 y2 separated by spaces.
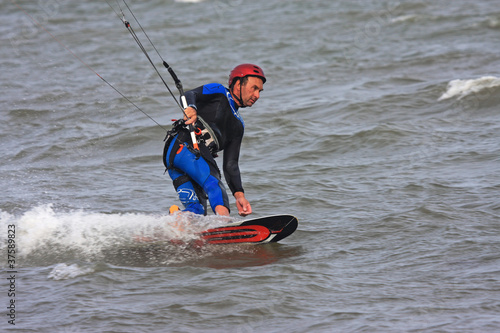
163 64 266 217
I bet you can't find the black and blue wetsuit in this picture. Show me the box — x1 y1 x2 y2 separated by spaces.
164 83 245 215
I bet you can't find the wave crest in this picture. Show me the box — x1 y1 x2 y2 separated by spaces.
438 76 500 101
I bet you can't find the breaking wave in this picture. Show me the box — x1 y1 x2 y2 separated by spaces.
438 76 500 100
0 204 229 267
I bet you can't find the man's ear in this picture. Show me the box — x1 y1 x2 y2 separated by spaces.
232 80 242 94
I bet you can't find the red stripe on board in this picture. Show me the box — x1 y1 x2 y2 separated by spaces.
201 225 271 244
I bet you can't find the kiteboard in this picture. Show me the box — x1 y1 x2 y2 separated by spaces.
134 214 298 246
200 214 298 245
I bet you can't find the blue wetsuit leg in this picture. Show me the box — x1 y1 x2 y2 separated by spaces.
166 139 228 214
167 167 205 215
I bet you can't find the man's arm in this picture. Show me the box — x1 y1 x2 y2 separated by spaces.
223 139 252 216
234 191 252 216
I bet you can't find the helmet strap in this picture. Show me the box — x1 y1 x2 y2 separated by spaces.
231 79 246 108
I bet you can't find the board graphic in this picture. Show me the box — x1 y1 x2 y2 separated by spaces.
200 214 298 244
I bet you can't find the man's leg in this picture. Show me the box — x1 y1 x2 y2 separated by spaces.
172 144 230 214
168 168 205 215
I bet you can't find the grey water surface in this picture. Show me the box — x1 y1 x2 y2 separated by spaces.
1 0 500 332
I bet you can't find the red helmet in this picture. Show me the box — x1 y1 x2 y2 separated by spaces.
228 64 266 87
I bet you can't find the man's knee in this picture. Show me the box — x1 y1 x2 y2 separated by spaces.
203 176 229 212
176 187 204 214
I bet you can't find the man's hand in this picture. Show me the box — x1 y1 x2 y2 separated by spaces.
234 191 252 216
184 106 197 125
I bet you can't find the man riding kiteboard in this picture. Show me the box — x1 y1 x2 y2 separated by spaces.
163 64 266 217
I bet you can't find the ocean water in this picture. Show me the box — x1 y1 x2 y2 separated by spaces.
1 0 500 332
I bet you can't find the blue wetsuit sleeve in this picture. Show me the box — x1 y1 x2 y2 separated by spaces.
185 84 225 108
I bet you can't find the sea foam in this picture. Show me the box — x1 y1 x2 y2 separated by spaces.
438 76 500 101
0 204 224 263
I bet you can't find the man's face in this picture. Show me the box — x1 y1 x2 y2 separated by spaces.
237 76 264 107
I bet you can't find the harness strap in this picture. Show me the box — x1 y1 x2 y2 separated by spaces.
163 119 186 171
197 115 220 156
